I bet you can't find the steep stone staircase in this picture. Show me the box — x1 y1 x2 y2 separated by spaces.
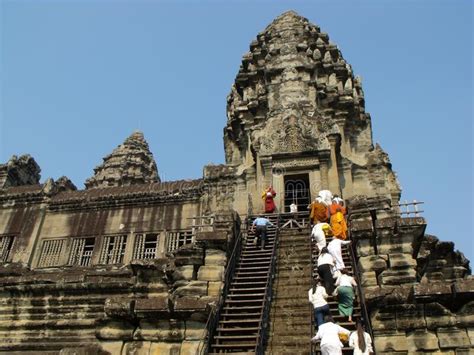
266 222 312 354
207 212 372 354
208 214 280 354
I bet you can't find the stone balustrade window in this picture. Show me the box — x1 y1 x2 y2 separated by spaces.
133 233 160 260
37 239 66 267
166 230 194 252
99 235 127 264
0 235 14 262
68 237 95 267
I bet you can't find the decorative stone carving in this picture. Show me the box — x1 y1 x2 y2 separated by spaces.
0 154 41 188
85 131 160 189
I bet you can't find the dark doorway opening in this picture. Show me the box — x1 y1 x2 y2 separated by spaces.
284 173 311 212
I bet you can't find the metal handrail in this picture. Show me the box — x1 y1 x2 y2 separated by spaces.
199 225 244 355
308 222 317 354
347 218 376 354
254 214 281 354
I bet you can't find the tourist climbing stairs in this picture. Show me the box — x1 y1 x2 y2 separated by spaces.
208 214 280 354
310 231 373 354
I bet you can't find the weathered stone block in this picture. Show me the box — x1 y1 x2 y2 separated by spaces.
171 266 194 281
172 245 204 267
437 328 471 349
99 341 123 355
389 253 416 269
467 328 474 345
174 296 212 313
96 320 135 340
123 341 151 355
396 304 426 330
208 281 223 297
414 281 452 300
425 303 457 330
457 301 474 327
379 268 416 285
453 278 474 294
135 295 170 315
406 330 439 352
355 238 374 257
185 320 206 340
59 345 104 355
173 281 208 297
374 331 408 352
204 249 227 266
105 297 134 318
149 342 181 355
197 265 224 281
196 231 227 242
134 319 184 341
358 255 387 273
180 340 203 355
371 308 397 331
361 271 378 287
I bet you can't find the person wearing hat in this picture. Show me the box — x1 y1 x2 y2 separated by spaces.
311 222 333 251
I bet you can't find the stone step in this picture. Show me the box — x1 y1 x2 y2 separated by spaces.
221 312 262 318
0 319 96 330
229 287 267 293
219 318 260 325
0 306 104 317
216 327 259 333
210 342 256 350
0 311 104 321
0 340 96 352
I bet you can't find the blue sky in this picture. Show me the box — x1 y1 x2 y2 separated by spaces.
1 0 472 261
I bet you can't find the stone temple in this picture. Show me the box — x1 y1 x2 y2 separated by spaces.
0 10 472 355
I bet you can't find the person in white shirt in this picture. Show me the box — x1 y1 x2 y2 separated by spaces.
318 190 333 207
335 269 357 322
308 280 330 327
317 247 335 294
311 222 332 251
349 320 373 355
311 314 350 355
290 202 298 214
328 238 351 270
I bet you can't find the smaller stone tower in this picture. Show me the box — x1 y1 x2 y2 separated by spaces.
85 131 160 189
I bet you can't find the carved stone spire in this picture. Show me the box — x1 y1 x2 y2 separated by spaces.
224 10 401 204
0 154 41 188
85 131 160 189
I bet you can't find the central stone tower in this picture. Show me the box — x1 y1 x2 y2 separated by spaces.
224 11 400 214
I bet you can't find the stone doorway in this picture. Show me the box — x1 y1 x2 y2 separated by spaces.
283 173 310 212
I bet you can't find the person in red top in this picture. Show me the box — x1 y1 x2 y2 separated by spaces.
262 186 277 213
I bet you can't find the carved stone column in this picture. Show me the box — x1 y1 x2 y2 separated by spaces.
260 157 273 189
319 151 330 190
341 160 353 198
327 134 341 196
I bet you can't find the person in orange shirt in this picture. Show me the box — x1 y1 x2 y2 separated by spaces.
309 197 329 225
329 196 347 240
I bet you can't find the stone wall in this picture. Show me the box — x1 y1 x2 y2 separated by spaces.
349 196 473 354
0 211 239 354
